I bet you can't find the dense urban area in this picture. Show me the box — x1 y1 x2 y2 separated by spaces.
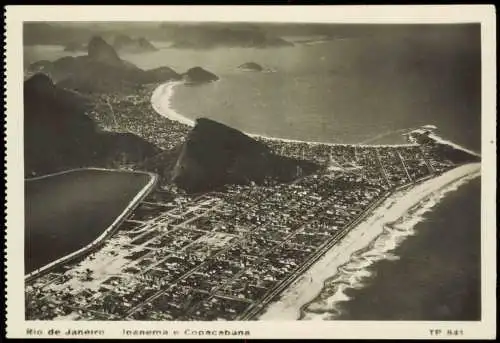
26 85 456 320
88 85 191 151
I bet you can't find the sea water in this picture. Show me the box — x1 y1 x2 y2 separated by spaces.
301 176 481 321
340 177 481 320
24 28 481 150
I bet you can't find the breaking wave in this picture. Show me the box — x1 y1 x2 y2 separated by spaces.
300 171 480 320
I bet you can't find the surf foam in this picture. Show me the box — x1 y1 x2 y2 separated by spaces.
150 82 195 127
300 167 480 320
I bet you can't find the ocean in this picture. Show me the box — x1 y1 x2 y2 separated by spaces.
333 177 481 321
300 175 481 321
23 25 482 320
24 26 481 151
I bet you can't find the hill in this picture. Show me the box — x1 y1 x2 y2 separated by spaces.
141 118 319 193
182 67 219 85
24 73 161 177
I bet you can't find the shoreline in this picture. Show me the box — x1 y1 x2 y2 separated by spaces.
25 168 159 281
257 162 481 320
148 81 482 320
150 81 195 127
150 82 418 149
150 82 480 154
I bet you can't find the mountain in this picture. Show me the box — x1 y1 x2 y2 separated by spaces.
88 36 123 65
27 36 181 93
238 62 264 72
168 26 294 49
182 67 219 85
24 73 161 177
113 34 158 53
141 118 319 193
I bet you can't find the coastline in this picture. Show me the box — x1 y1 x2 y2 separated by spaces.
25 168 158 281
428 133 481 158
257 162 481 320
150 82 481 155
148 81 482 320
150 82 418 148
150 81 195 127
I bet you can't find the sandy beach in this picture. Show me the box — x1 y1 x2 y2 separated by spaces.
258 162 481 320
150 81 419 149
148 81 482 320
150 82 483 155
150 82 195 127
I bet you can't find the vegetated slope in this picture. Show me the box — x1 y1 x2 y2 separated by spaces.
24 73 160 177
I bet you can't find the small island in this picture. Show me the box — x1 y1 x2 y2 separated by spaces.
181 67 219 85
238 62 264 72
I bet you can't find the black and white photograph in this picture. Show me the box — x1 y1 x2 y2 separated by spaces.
5 5 496 340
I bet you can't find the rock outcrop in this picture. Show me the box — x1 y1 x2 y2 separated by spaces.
141 118 319 193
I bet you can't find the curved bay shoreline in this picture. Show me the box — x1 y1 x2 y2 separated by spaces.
150 81 481 320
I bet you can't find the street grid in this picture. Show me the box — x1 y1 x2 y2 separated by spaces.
25 140 457 321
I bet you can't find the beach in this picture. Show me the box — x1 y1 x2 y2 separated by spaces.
151 82 423 149
150 82 195 127
149 81 482 320
151 81 483 157
258 163 480 320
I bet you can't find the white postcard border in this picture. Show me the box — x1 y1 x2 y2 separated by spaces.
5 5 497 339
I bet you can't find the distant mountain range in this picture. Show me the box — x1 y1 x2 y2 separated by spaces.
168 26 294 49
24 22 481 51
112 34 158 53
63 35 158 54
24 22 296 50
27 36 216 93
